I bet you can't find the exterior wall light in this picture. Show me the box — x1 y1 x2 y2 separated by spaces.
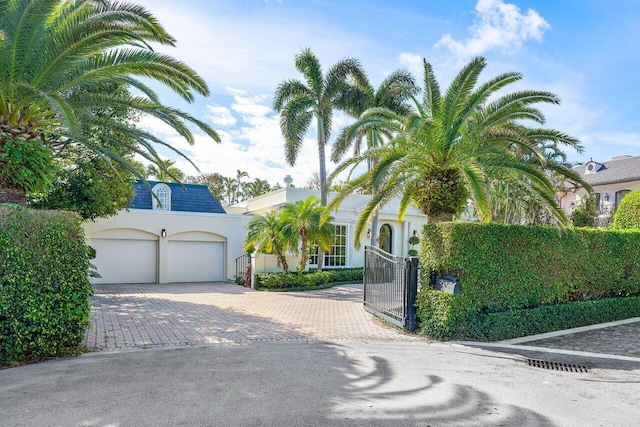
366 229 372 239
161 229 167 238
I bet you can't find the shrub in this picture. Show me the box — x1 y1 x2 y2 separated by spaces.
0 207 92 366
254 268 362 290
612 189 640 230
417 222 640 341
570 195 598 227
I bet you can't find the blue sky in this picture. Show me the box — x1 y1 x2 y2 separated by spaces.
133 0 640 187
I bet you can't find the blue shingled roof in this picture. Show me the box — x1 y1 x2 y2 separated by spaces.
128 181 226 214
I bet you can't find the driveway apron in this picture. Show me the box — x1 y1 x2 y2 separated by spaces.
85 282 415 350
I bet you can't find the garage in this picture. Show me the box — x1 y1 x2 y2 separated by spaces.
91 238 158 284
168 240 225 282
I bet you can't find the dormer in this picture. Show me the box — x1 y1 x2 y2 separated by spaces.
152 183 172 210
584 160 604 175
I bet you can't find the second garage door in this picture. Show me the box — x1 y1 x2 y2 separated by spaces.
168 241 224 282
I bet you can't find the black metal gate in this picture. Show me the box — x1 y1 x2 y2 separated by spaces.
363 246 419 332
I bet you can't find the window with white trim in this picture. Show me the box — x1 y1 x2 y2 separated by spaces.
152 184 171 210
615 190 631 210
309 225 347 267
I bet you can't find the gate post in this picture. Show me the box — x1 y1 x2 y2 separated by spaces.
404 257 419 332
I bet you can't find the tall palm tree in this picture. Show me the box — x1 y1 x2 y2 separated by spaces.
281 196 335 274
221 176 238 205
273 48 366 206
328 57 585 247
244 211 296 273
146 159 185 183
330 69 417 246
0 0 220 204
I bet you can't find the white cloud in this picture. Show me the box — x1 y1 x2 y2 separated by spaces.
133 1 373 95
137 89 329 188
398 53 424 79
206 105 237 127
436 0 550 59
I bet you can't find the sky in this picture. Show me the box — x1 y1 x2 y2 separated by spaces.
133 0 640 188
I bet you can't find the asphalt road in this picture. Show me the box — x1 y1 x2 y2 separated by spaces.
1 341 638 427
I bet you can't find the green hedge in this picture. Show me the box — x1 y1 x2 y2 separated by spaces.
0 207 92 366
254 268 362 290
469 296 640 341
612 189 640 230
417 222 640 341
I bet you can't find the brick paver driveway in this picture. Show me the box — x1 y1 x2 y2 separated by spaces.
85 282 415 350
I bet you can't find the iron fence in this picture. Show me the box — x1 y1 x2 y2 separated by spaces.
235 254 249 282
363 246 419 331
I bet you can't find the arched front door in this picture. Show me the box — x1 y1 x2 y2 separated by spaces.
379 224 392 254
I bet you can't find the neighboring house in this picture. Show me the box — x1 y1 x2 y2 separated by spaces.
85 181 250 284
559 155 640 222
86 179 427 284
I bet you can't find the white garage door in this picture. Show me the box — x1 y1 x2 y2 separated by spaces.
168 241 224 282
91 239 158 284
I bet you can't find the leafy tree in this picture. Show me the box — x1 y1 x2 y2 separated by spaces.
611 189 640 229
328 57 584 246
0 0 220 205
30 156 135 220
331 69 417 245
570 194 599 228
244 211 296 273
186 173 226 200
281 196 335 273
146 159 185 183
273 48 365 206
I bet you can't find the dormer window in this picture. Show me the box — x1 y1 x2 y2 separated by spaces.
152 184 171 210
585 161 604 174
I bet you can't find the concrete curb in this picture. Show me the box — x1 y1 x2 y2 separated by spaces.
498 317 640 344
449 341 640 363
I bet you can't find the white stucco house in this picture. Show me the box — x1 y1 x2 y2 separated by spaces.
85 180 427 284
559 155 640 223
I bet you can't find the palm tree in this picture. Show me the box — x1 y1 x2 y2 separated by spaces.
146 159 185 183
330 69 417 246
244 178 272 198
221 176 238 205
244 211 296 273
328 57 585 247
273 48 366 206
281 196 335 274
0 0 220 204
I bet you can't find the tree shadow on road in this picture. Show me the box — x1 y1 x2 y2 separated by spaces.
0 340 558 426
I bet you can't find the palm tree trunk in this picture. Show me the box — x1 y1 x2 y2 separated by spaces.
427 212 454 223
369 133 379 247
299 230 308 274
277 251 289 273
0 177 27 205
316 116 326 271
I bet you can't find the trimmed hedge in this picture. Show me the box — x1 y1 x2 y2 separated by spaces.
417 222 640 341
254 268 362 290
612 189 640 230
469 296 640 341
0 207 92 367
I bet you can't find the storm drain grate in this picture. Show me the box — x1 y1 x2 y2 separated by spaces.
525 358 589 373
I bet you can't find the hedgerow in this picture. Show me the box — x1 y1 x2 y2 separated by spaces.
0 207 92 366
417 222 640 341
254 268 362 290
